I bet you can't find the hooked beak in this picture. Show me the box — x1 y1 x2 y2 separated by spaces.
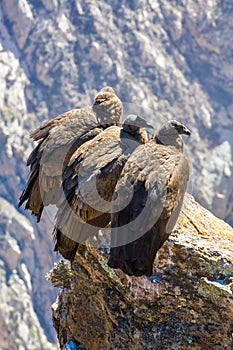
169 120 191 137
183 126 191 136
94 99 104 105
135 116 154 130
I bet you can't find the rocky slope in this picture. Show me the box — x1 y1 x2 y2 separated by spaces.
50 195 233 349
0 0 232 349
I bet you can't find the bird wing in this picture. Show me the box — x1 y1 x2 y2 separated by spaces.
60 127 140 225
110 143 171 244
109 143 189 276
30 113 66 141
53 196 101 261
165 153 189 233
54 127 143 260
36 107 98 164
54 127 123 261
18 107 101 221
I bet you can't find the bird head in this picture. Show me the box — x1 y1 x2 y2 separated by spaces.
93 86 115 105
93 86 123 126
123 114 154 134
169 120 191 136
154 120 191 150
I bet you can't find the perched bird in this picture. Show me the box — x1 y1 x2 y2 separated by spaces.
54 114 154 261
18 87 122 222
108 120 191 277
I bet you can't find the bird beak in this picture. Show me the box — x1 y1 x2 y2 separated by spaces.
136 116 154 130
144 121 154 130
94 99 104 105
183 126 191 136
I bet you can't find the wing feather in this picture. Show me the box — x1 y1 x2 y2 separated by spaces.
19 107 102 220
108 142 189 276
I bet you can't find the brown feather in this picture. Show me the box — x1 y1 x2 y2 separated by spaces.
54 115 152 261
108 120 190 276
18 87 123 223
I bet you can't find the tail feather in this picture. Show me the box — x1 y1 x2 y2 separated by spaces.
18 167 39 207
53 227 78 262
54 200 103 261
108 225 167 277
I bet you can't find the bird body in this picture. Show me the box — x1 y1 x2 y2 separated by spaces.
54 115 154 260
18 87 122 221
19 90 191 272
108 120 191 276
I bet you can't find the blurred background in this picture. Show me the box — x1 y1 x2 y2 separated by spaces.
0 0 232 349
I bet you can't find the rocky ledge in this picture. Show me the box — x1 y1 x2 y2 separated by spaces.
49 194 233 349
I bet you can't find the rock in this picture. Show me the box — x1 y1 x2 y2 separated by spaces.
0 197 34 270
51 195 233 349
41 0 58 12
0 198 56 350
194 141 233 221
1 0 34 50
0 263 55 350
0 12 57 347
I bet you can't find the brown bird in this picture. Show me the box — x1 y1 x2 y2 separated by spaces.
108 120 191 277
54 114 154 261
18 87 122 222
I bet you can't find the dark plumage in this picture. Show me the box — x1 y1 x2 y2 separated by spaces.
18 87 122 222
54 114 154 261
108 120 191 277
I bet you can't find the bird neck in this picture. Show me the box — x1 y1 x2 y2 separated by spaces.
134 129 148 144
123 125 148 144
155 134 183 151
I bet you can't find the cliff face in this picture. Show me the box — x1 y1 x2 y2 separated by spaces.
50 195 233 349
0 0 232 349
1 0 232 225
0 23 58 349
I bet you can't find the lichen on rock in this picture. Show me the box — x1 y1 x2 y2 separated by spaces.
52 195 233 349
